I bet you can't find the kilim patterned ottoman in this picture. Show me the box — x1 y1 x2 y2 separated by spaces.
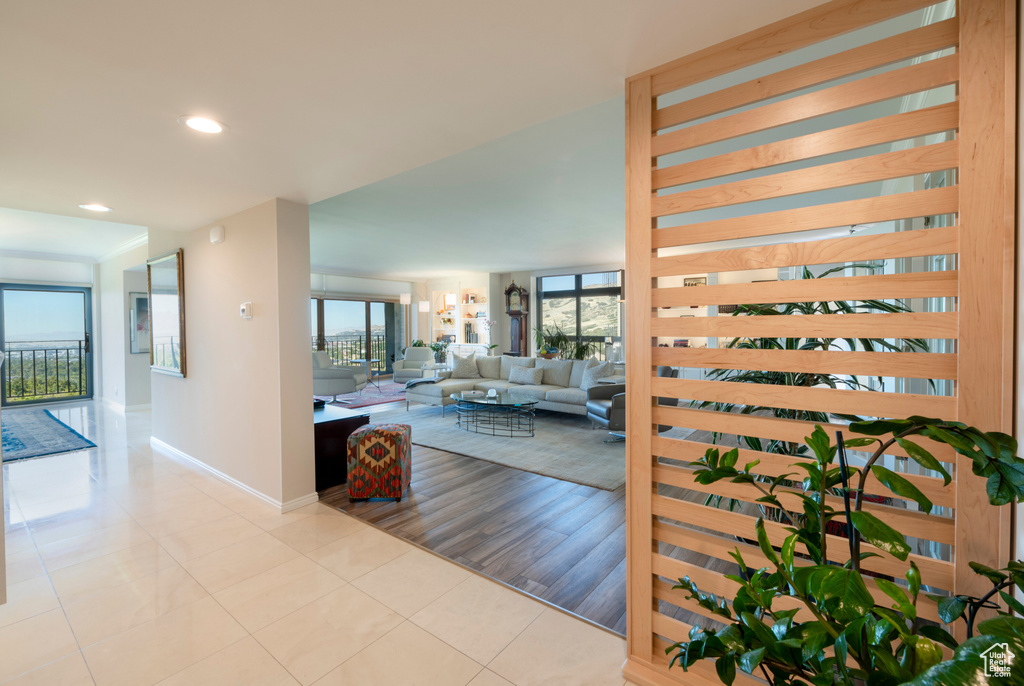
346 424 412 501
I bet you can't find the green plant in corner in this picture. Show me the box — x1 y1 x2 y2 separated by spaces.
535 324 596 360
669 417 1024 685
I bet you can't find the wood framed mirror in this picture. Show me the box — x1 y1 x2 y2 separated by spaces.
146 249 186 377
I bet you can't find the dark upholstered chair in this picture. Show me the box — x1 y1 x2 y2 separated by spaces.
586 366 681 440
586 383 625 433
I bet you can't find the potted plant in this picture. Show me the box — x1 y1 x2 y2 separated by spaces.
428 340 448 364
668 417 1024 685
535 324 596 360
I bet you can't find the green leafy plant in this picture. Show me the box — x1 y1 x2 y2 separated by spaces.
428 340 449 362
534 324 596 360
669 417 1024 685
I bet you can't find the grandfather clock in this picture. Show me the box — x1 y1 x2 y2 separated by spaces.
504 282 529 356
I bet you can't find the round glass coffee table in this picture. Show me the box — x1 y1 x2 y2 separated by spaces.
451 392 536 437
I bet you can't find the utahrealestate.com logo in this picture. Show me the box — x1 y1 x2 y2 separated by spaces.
981 642 1016 678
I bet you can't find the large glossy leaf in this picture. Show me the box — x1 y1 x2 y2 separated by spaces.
737 647 765 675
715 655 736 686
902 628 1024 685
850 419 913 436
936 596 967 624
894 437 952 485
850 511 910 561
819 569 874 622
870 466 933 513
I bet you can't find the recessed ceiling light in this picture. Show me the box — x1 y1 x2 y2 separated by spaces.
178 116 227 133
79 204 112 212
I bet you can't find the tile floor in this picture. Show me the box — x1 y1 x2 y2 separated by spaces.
1 401 634 685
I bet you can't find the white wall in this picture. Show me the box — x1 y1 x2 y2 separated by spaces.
97 245 150 411
0 255 93 285
123 270 151 408
149 199 315 509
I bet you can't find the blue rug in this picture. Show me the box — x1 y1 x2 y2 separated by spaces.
1 409 96 462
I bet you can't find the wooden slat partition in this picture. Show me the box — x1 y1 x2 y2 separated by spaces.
623 1 1016 684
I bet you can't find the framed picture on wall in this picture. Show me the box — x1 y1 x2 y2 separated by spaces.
129 292 150 354
683 277 707 287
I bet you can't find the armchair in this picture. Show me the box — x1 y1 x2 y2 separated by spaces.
392 347 435 384
312 352 368 401
585 366 680 440
586 383 625 436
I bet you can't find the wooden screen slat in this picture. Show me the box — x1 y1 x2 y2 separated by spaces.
652 406 959 463
653 186 958 249
652 495 954 589
652 376 956 422
653 464 954 545
954 0 1017 612
651 347 958 380
653 19 959 131
625 74 657 665
653 271 957 307
651 436 956 508
651 55 958 158
625 3 1015 682
654 102 958 190
641 0 941 96
652 311 957 339
653 226 957 276
653 140 957 218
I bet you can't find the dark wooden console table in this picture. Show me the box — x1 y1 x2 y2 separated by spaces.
314 405 370 492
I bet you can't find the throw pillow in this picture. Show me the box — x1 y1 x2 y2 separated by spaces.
450 352 482 379
536 358 573 387
569 358 598 388
476 355 501 379
501 355 535 380
580 361 615 390
509 365 544 386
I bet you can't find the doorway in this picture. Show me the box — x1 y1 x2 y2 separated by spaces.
0 284 94 406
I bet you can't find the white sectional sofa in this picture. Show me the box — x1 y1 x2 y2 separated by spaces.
404 355 609 415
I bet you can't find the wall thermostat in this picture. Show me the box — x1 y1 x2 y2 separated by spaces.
240 302 253 319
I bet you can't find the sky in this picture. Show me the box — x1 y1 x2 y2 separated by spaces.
3 289 85 342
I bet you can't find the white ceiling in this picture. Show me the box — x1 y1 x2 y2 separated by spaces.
1 0 829 272
0 208 147 262
310 98 626 281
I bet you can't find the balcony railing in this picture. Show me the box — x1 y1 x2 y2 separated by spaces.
312 335 388 372
3 340 88 403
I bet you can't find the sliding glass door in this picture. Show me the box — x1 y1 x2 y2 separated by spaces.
311 298 398 375
1 284 93 406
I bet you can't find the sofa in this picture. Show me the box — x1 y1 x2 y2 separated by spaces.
312 351 368 400
392 347 436 384
404 355 616 416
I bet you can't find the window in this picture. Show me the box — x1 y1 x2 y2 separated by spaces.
310 298 399 374
537 271 621 359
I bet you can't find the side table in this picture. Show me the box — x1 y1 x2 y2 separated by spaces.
314 405 370 491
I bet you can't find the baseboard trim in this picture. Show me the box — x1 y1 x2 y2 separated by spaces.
124 403 151 412
280 493 320 513
102 398 125 414
149 437 299 513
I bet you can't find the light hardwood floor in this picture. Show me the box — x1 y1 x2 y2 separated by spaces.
320 401 628 634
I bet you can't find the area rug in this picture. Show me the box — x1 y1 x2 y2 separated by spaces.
1 409 96 462
318 380 406 410
367 405 694 491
